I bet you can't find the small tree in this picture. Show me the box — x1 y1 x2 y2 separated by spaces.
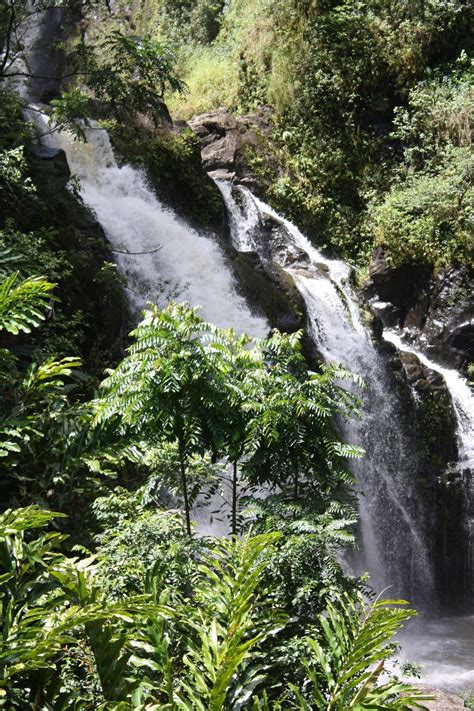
245 330 363 511
95 303 231 536
217 329 265 536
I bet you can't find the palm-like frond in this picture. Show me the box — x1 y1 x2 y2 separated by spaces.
0 272 55 334
289 592 433 710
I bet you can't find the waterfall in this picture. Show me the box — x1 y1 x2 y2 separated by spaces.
218 182 437 606
385 330 474 598
30 112 441 604
384 332 474 478
30 117 267 336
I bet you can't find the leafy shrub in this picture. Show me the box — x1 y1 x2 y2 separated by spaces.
368 147 473 267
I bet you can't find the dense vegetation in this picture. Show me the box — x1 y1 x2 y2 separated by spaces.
132 0 473 270
0 0 472 707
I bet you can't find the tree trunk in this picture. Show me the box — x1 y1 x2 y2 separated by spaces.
293 470 299 502
231 459 238 537
178 440 192 537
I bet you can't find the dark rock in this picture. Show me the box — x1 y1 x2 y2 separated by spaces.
30 146 71 183
366 250 432 314
368 246 392 283
421 266 474 372
395 349 458 464
370 300 401 329
232 250 306 333
366 249 474 372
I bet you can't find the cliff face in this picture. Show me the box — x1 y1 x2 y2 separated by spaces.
368 248 474 375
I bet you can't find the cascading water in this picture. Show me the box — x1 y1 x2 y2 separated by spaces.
384 331 474 498
383 331 474 690
218 181 437 607
30 115 268 337
28 105 472 684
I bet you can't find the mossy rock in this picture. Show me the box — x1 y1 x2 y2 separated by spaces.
231 249 306 333
110 122 225 233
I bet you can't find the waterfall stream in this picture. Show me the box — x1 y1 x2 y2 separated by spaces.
219 182 437 607
28 116 473 687
32 117 268 337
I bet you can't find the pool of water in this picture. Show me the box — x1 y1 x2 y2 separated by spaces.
398 615 474 693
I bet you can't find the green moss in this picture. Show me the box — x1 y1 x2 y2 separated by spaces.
110 123 225 231
416 390 457 469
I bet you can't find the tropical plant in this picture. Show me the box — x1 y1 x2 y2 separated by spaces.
0 268 88 509
0 505 167 708
289 593 432 710
160 532 287 709
95 303 237 535
49 29 186 135
245 331 363 510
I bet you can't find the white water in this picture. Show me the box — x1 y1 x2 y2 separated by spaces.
399 616 474 693
31 116 268 336
384 331 474 478
383 330 474 692
219 183 437 606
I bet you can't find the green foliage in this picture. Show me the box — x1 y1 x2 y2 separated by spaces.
50 30 186 133
0 223 71 283
288 593 432 710
365 61 474 268
368 147 473 267
92 490 195 600
95 302 236 534
0 505 167 708
0 508 430 709
0 271 55 335
392 59 473 169
0 265 92 514
50 89 91 139
463 691 474 710
0 147 35 202
160 0 473 267
170 532 286 709
0 267 423 707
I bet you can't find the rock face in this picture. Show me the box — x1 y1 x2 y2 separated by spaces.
188 107 273 189
419 686 466 710
367 247 474 374
384 339 470 610
371 249 473 610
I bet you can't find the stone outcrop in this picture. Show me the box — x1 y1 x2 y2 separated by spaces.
188 107 274 189
419 686 466 710
367 248 474 374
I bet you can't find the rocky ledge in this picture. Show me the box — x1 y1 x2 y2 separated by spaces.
420 686 467 710
367 246 474 375
188 107 274 189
